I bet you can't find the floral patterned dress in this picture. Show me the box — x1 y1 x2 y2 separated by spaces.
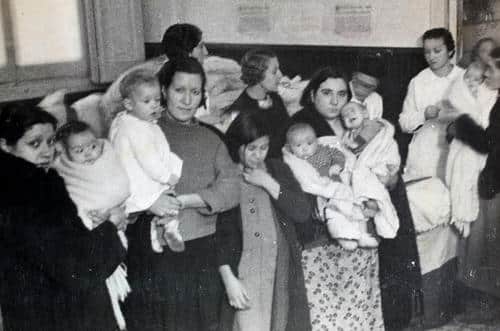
302 242 384 331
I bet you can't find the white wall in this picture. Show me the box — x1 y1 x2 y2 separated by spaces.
142 0 452 47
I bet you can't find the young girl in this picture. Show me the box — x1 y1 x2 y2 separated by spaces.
109 68 184 252
220 110 312 331
53 121 131 330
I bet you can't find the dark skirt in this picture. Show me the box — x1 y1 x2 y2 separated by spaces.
124 214 224 331
378 176 423 331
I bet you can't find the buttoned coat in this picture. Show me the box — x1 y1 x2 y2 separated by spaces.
217 159 313 331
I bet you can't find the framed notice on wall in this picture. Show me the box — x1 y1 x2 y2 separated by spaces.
145 0 436 48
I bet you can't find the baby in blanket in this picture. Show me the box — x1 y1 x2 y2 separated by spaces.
109 68 184 253
53 121 130 330
341 102 385 208
441 61 496 236
338 102 400 242
284 122 379 250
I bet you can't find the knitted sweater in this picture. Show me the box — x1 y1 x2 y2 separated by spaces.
158 115 240 241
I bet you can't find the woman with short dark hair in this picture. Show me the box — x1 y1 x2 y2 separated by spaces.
399 27 465 328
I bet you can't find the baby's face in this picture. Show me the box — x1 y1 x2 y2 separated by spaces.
464 66 484 89
341 102 365 129
126 82 163 122
65 130 103 165
288 128 318 159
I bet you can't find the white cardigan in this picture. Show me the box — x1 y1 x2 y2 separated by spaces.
109 112 183 213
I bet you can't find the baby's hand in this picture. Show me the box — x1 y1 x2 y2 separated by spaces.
88 209 110 226
361 199 379 218
343 135 359 149
328 164 343 177
424 105 440 120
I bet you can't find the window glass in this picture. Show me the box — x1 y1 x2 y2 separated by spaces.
10 0 83 65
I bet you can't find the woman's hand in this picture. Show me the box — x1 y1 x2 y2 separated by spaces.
149 193 182 217
88 209 110 227
109 206 128 231
424 105 440 120
219 265 251 310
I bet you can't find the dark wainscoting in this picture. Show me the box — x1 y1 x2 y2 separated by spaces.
147 42 427 161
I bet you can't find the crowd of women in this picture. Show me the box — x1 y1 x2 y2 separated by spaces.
0 22 499 331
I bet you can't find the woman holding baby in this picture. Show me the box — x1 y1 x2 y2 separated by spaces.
0 104 127 331
123 57 240 331
449 46 500 316
287 65 421 330
286 67 378 330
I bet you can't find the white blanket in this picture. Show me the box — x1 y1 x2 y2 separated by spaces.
283 139 364 240
350 119 400 238
53 140 131 330
444 77 496 232
54 139 130 228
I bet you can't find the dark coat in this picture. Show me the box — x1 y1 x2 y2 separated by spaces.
216 159 313 331
225 90 289 158
289 105 422 331
454 99 500 199
0 151 126 331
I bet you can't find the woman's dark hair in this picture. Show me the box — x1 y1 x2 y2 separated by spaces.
225 109 272 163
490 47 500 69
240 48 278 86
161 23 202 60
300 67 351 108
422 27 455 58
55 121 93 147
0 103 57 146
157 57 207 107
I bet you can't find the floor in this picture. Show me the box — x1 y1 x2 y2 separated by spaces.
406 286 500 331
1 288 499 330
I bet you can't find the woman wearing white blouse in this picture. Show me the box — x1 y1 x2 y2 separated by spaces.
399 28 464 328
400 28 464 180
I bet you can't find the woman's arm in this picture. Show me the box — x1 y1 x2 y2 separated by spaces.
399 78 425 133
1 206 126 293
453 111 500 154
267 159 315 223
215 207 241 272
195 141 241 214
